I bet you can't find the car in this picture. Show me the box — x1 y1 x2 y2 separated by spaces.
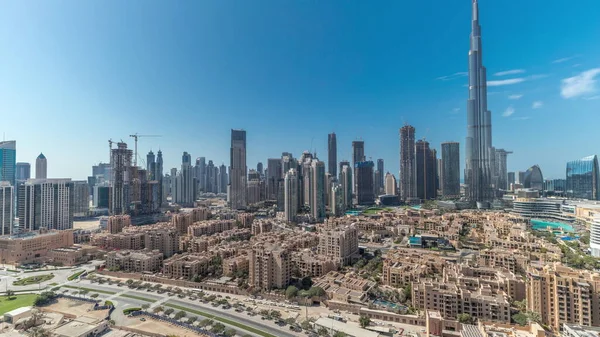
140 318 146 321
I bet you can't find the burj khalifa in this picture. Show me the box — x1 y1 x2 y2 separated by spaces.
465 0 494 207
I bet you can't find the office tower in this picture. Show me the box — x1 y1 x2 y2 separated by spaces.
377 159 384 191
523 165 544 191
339 160 350 179
437 158 443 191
35 153 47 179
229 129 247 209
16 162 31 182
175 152 196 205
219 164 227 194
281 153 296 178
331 183 344 216
111 142 133 215
196 157 206 192
441 142 460 197
374 170 382 196
0 182 13 236
267 158 282 200
351 141 365 194
355 161 375 205
72 180 90 217
340 163 353 209
566 155 599 200
18 179 74 231
205 160 216 193
494 149 512 190
328 133 337 177
507 172 516 189
310 160 325 222
416 140 437 200
156 150 164 205
385 172 397 196
284 169 298 222
400 125 417 202
465 0 494 205
517 171 526 185
256 162 263 176
301 152 314 206
0 141 16 187
146 150 156 180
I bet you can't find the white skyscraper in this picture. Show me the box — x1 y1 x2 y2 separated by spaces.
331 183 344 216
284 168 298 223
465 0 494 206
385 172 397 196
229 130 247 209
0 182 13 236
35 153 47 179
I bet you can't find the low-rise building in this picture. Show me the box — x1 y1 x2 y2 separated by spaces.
48 245 100 266
0 229 74 265
106 215 131 234
223 255 249 276
163 253 210 280
106 249 163 273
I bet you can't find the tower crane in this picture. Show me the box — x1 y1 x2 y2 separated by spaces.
108 139 114 163
129 133 162 167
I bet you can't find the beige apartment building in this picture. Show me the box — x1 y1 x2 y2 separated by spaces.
106 249 163 273
48 245 100 266
91 232 144 250
172 207 211 234
187 220 235 237
163 253 210 280
223 255 249 276
144 228 179 257
0 229 74 265
383 249 448 287
526 263 600 330
237 213 254 228
91 224 178 257
291 251 340 278
106 214 131 234
317 223 358 265
251 220 273 235
249 243 291 291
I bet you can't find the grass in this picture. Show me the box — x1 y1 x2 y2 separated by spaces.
13 274 54 286
49 283 59 286
0 294 37 315
165 303 277 337
123 307 141 315
63 285 116 295
120 294 156 303
67 270 85 281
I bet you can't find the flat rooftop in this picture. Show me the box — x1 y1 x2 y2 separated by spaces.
314 317 382 337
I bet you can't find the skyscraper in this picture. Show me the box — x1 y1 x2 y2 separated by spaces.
146 150 156 180
352 140 365 194
0 141 16 187
377 159 384 193
416 140 437 200
465 0 494 206
257 162 263 176
0 182 13 236
355 161 375 205
310 160 325 222
400 125 417 202
35 153 47 179
156 150 164 204
494 149 512 190
523 165 544 191
175 152 195 205
18 179 74 231
229 129 247 209
111 142 133 215
284 168 298 223
267 158 282 200
507 172 516 189
385 172 397 196
219 164 228 194
566 156 599 200
441 142 460 198
340 163 352 210
328 133 337 177
16 162 31 182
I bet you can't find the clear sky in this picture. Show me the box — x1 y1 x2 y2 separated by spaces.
1 0 599 180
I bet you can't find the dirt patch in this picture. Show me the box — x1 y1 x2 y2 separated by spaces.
126 317 208 337
43 298 95 317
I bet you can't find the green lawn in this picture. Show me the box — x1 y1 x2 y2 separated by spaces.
0 294 37 315
120 294 156 302
13 274 55 286
67 270 85 281
63 285 116 295
165 303 277 337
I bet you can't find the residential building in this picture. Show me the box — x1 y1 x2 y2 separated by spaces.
16 162 30 182
0 182 13 236
317 222 358 265
249 243 291 291
72 180 90 217
219 164 228 194
110 142 132 215
340 163 352 209
0 141 16 187
310 160 326 222
106 249 163 272
400 125 417 202
229 129 247 209
508 172 516 189
377 159 384 193
284 168 299 222
331 183 344 216
163 253 210 280
385 172 397 196
494 149 512 190
355 161 375 205
566 155 599 200
328 133 337 177
441 142 460 197
352 141 365 193
0 229 74 265
107 215 131 234
174 151 196 206
35 153 47 179
18 179 74 231
416 140 437 200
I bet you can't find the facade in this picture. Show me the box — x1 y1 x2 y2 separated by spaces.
310 160 326 222
106 249 163 272
494 149 512 190
441 142 460 197
249 244 291 291
328 133 337 177
35 153 47 179
331 183 344 216
107 214 131 234
340 163 352 210
385 172 397 196
317 223 358 265
219 164 227 194
267 158 282 200
163 254 210 280
590 216 600 257
465 0 494 205
352 141 365 193
284 168 299 223
18 179 74 231
16 162 31 182
523 165 544 191
72 180 90 217
110 142 133 215
507 172 516 189
355 161 375 205
229 129 247 209
0 229 74 265
174 152 196 206
377 159 384 193
400 125 417 202
566 155 599 200
0 140 16 187
0 182 13 236
416 140 437 200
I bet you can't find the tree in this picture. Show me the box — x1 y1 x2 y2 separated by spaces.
164 308 174 315
187 316 198 324
334 332 348 337
30 327 51 337
79 289 89 297
301 276 313 290
301 320 312 330
141 304 150 310
90 293 99 299
512 313 528 326
6 289 15 299
126 279 134 285
308 286 326 298
270 310 282 319
211 323 226 334
174 310 187 319
318 327 329 336
457 313 473 324
153 306 164 313
108 319 115 326
359 315 371 328
286 285 299 299
224 328 237 337
403 284 412 302
34 292 57 306
199 319 213 327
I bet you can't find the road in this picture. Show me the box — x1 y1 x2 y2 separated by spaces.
0 262 101 293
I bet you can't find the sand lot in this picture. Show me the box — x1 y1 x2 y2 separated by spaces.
73 219 100 230
44 298 108 320
126 317 208 337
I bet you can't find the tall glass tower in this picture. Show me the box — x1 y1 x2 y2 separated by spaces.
465 0 494 206
0 141 16 187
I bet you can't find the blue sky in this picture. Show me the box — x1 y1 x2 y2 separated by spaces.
1 0 599 180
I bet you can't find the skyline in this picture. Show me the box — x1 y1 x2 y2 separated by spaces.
1 1 600 180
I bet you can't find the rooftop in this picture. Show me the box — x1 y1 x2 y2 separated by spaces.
314 317 382 337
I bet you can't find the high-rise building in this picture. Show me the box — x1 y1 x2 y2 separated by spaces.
331 183 344 216
400 125 417 202
441 142 460 198
18 179 74 231
300 152 314 206
352 141 365 194
219 164 228 194
146 150 156 180
35 153 47 179
523 165 544 191
339 160 350 179
196 157 206 192
229 129 247 209
0 141 16 187
328 133 337 177
156 150 164 205
267 158 282 200
72 180 90 217
566 155 599 200
284 169 298 223
111 142 133 215
175 152 196 206
494 149 512 190
465 0 494 206
340 163 352 210
377 159 384 192
518 171 526 185
385 172 397 196
507 172 516 189
0 182 13 236
416 140 437 200
355 161 374 205
16 162 31 182
257 162 263 176
310 160 326 222
373 170 382 196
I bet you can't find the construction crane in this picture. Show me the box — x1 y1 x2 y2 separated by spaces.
129 133 162 167
108 139 114 163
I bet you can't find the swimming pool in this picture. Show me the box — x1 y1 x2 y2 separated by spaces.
531 219 574 232
373 299 407 310
409 236 422 245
